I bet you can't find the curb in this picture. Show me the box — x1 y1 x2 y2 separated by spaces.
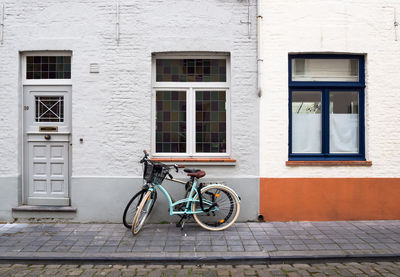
1 254 400 264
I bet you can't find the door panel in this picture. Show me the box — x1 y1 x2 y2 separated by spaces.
24 86 71 206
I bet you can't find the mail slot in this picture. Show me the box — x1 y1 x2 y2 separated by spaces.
39 126 58 132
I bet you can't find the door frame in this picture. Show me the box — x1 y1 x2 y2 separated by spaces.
20 51 72 206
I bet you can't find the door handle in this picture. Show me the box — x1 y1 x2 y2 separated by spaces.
44 134 51 140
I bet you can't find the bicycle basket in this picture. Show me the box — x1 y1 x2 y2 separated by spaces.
143 162 168 184
143 161 154 183
154 166 168 184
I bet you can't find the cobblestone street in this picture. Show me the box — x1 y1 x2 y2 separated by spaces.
1 262 400 276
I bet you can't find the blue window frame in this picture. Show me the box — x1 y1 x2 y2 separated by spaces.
288 54 365 161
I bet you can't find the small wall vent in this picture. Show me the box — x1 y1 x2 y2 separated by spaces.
90 63 100 73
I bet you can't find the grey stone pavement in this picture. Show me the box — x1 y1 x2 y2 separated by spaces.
0 221 399 262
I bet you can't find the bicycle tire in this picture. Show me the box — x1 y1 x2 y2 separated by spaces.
131 189 157 235
192 184 240 231
122 189 147 229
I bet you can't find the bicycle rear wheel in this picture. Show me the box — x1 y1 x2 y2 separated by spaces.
192 184 240 231
131 189 157 235
122 189 146 229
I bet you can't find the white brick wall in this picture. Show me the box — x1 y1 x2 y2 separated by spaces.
260 0 400 177
0 0 258 181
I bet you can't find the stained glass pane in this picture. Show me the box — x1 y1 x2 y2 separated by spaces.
156 91 186 153
156 59 226 82
196 91 226 153
35 96 64 122
27 56 71 79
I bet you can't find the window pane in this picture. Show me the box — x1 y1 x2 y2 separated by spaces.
196 91 226 153
292 58 359 82
26 56 71 79
156 59 226 82
155 91 186 153
329 91 359 153
292 91 322 153
35 96 64 122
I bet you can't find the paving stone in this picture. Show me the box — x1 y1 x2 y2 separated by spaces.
176 269 189 277
68 269 84 275
256 269 274 277
217 269 230 275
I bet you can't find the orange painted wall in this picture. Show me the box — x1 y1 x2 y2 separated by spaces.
260 178 400 221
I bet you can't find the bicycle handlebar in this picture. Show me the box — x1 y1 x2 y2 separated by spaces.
139 150 184 174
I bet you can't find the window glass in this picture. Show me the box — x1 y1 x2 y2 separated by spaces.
196 91 226 153
329 91 359 153
292 58 358 82
292 91 322 153
35 96 64 122
156 59 226 82
27 56 71 79
155 91 186 153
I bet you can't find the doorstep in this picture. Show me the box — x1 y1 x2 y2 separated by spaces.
12 205 77 212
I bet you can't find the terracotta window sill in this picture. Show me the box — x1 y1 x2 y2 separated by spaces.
286 160 372 166
152 158 236 164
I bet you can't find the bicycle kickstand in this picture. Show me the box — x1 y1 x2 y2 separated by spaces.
176 215 190 230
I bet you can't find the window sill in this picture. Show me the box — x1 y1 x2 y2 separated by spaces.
152 158 236 166
286 160 372 166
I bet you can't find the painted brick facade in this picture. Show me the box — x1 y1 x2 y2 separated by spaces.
260 0 400 177
0 0 259 222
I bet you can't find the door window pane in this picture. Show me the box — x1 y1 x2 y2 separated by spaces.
27 56 71 79
156 59 226 82
292 91 322 153
155 91 186 153
292 58 358 82
329 91 359 153
196 91 226 153
35 96 64 122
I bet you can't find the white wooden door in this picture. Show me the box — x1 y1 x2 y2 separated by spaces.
23 86 71 206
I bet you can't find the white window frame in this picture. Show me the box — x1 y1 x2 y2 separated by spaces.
151 54 231 158
21 51 72 86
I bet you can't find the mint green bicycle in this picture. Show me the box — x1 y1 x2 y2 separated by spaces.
131 151 241 234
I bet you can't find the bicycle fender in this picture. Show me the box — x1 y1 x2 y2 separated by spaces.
200 184 241 202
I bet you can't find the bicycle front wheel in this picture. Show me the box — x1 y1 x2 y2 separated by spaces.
192 184 240 231
131 189 157 235
122 189 146 229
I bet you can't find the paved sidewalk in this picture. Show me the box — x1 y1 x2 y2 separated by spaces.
0 221 399 262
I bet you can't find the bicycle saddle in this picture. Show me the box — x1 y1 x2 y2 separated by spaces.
187 170 206 179
184 168 201 173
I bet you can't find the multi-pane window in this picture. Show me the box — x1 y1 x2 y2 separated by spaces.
156 91 187 153
289 55 365 160
26 56 71 79
154 56 229 156
156 59 226 82
196 91 227 153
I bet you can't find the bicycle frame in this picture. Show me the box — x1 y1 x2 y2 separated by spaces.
148 178 217 216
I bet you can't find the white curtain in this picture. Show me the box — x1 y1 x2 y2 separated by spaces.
330 114 358 153
292 114 321 153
